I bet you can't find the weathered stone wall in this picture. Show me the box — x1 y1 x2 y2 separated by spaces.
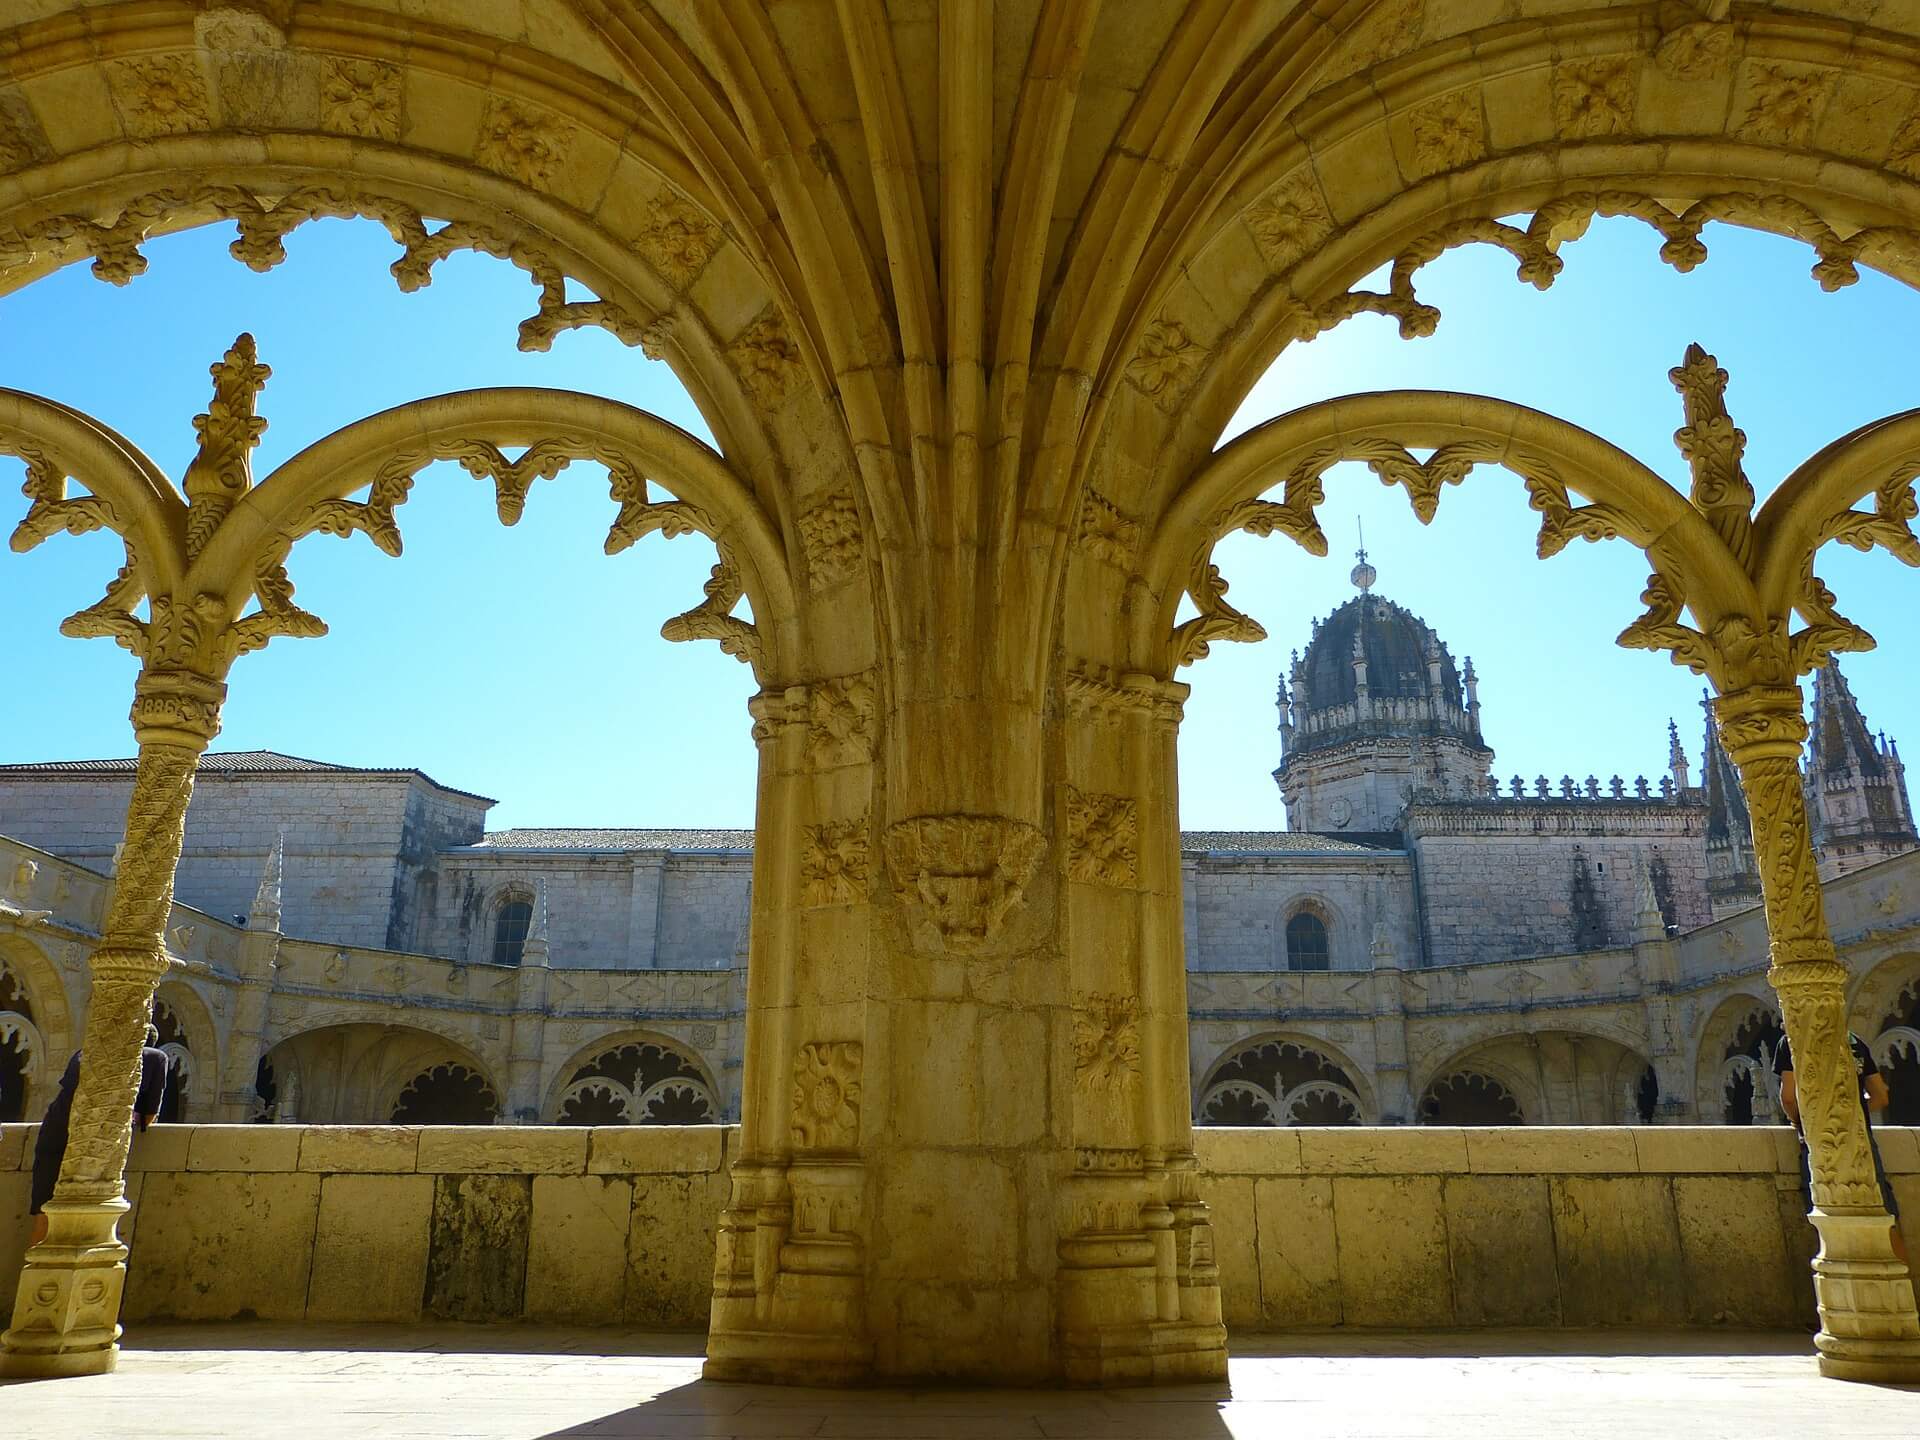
1410 821 1713 967
0 1124 730 1328
5 1123 1913 1332
0 772 488 951
1183 853 1418 971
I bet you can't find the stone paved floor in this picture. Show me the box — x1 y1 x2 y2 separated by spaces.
3 1326 1916 1438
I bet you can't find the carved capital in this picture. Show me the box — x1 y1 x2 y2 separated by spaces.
128 667 227 747
1712 686 1808 765
882 815 1045 954
748 685 810 746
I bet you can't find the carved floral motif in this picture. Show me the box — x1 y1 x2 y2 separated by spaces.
636 189 722 288
0 92 48 173
1404 91 1484 179
1073 993 1142 1096
798 489 863 589
1552 57 1637 139
107 55 212 139
1066 787 1138 888
729 307 804 409
1740 64 1835 149
319 56 402 140
1244 170 1332 269
807 672 876 767
1077 489 1141 565
800 817 871 907
1656 18 1732 81
791 1040 862 1149
1126 318 1205 400
1889 111 1920 183
476 96 575 190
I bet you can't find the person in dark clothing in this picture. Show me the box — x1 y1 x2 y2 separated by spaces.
28 1025 169 1247
1774 1030 1907 1266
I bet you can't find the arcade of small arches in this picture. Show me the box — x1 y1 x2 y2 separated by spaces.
10 0 1920 1391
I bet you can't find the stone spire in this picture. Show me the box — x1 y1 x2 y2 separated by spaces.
1667 718 1691 793
1700 690 1761 919
1633 861 1667 944
521 882 551 967
1803 660 1919 877
249 829 285 932
1463 656 1481 735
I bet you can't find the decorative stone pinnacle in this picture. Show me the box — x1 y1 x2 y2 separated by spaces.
521 881 551 966
249 828 285 931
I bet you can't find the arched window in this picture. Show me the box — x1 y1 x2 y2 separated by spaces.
391 1062 500 1124
492 896 534 966
1285 911 1330 971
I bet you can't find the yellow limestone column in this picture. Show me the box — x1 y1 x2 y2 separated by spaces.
0 668 222 1377
1717 683 1920 1381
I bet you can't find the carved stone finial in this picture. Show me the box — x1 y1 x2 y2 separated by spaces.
182 333 271 560
521 882 551 967
249 828 284 931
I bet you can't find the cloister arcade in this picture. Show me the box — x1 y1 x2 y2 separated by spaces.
6 0 1920 1392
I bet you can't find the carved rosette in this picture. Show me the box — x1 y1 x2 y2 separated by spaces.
1065 787 1139 888
882 815 1045 953
800 818 871 908
790 1041 862 1150
806 672 876 767
475 96 575 190
319 57 402 140
1073 994 1142 1097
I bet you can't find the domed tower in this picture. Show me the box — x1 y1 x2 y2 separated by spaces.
1274 551 1493 832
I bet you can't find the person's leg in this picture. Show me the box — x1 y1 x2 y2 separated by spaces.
1869 1134 1909 1267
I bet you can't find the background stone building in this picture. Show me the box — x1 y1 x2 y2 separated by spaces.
3 576 1916 1136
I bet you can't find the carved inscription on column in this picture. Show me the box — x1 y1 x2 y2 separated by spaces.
1066 787 1138 888
791 1041 862 1150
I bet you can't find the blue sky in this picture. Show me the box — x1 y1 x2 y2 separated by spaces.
2 216 1917 830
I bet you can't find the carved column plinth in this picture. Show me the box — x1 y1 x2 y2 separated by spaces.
1720 686 1920 1381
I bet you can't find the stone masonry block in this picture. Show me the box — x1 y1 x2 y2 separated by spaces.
1299 1127 1467 1174
588 1125 724 1175
1443 1175 1559 1327
1632 1127 1776 1174
0 1171 30 1297
1252 1176 1340 1328
1466 1127 1639 1174
0 1124 26 1170
299 1126 421 1173
1194 1126 1302 1176
625 1171 727 1328
124 1172 321 1321
424 1173 533 1322
417 1126 588 1174
1672 1175 1799 1327
1196 1174 1258 1329
126 1124 193 1172
527 1175 634 1323
1332 1175 1452 1327
1550 1175 1687 1326
188 1124 303 1172
1874 1126 1919 1174
306 1174 433 1322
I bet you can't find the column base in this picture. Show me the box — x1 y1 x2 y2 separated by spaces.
702 1324 872 1385
0 1198 131 1381
1061 1319 1229 1386
1809 1208 1920 1383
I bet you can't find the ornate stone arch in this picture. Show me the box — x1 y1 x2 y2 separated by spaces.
1850 951 1920 1037
150 977 219 1122
1694 990 1785 1122
1098 6 1920 529
1194 1028 1375 1126
0 932 74 1118
543 1025 721 1124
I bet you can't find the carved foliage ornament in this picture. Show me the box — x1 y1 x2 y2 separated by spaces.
882 815 1045 953
1065 787 1139 888
1073 993 1142 1097
791 1040 862 1150
1290 192 1920 352
319 56 402 140
800 817 871 908
106 55 213 139
807 671 876 767
798 489 863 590
0 182 649 358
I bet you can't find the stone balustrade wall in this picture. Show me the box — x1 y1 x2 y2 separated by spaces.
2 1124 1915 1333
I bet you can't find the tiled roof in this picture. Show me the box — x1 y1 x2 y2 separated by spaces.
474 827 757 851
0 750 494 802
1179 830 1402 854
